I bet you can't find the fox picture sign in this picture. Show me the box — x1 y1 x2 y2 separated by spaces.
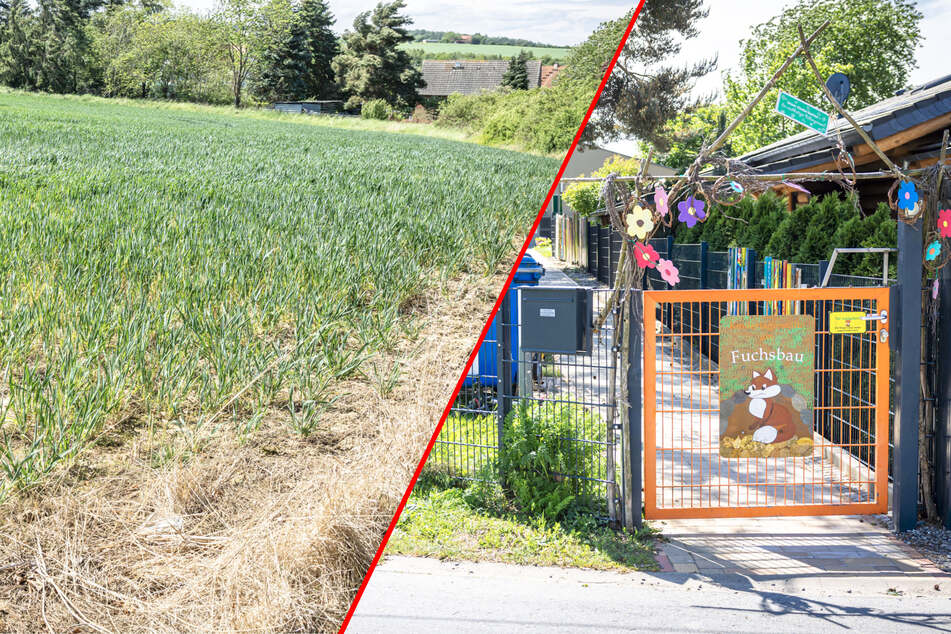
719 315 816 459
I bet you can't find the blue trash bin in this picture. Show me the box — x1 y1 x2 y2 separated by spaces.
464 254 544 388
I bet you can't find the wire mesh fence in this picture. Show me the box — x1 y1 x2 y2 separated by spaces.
429 287 622 516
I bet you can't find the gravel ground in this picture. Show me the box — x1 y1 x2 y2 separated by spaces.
871 514 951 572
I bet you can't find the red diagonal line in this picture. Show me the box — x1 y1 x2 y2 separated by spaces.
337 5 647 631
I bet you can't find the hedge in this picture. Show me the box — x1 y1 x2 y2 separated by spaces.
676 192 896 277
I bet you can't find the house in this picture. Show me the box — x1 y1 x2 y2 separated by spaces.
740 74 951 213
418 59 542 97
540 63 564 88
457 34 473 44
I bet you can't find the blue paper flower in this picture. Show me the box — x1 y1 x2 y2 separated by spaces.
926 240 941 261
897 181 919 212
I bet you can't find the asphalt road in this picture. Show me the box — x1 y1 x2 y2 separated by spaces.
347 556 951 633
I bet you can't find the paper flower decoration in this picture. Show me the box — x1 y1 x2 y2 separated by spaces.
626 205 654 240
654 185 669 217
926 240 941 261
677 196 706 228
729 181 744 193
782 181 810 195
897 181 919 213
933 279 940 300
633 241 659 269
656 258 680 285
939 209 951 238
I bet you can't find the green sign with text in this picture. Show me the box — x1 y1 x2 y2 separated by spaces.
775 90 830 134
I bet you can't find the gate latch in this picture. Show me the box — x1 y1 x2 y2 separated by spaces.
862 309 887 324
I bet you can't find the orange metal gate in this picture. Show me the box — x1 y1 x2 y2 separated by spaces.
643 287 890 519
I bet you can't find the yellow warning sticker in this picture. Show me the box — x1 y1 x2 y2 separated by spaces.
829 311 867 334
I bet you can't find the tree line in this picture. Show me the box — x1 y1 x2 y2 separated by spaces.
407 29 565 48
0 0 423 109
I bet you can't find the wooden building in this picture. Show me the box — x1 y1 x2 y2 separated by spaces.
740 74 951 214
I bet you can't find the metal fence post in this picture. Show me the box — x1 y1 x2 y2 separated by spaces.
747 248 758 315
816 259 832 437
497 292 513 481
624 290 644 531
699 241 709 290
937 261 951 528
894 219 923 532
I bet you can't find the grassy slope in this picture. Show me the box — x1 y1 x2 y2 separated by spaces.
389 476 658 571
402 41 570 59
0 89 559 495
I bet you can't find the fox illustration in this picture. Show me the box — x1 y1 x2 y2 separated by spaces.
744 368 796 444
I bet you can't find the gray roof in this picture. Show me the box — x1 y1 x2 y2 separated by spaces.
419 60 542 96
740 74 951 173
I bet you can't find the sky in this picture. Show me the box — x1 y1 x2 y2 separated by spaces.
175 0 949 91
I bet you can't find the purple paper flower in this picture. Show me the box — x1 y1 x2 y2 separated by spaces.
677 196 706 228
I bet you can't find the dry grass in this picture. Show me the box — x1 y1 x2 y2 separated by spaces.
0 267 510 633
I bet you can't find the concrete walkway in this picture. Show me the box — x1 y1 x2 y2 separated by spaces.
348 555 951 633
655 515 945 582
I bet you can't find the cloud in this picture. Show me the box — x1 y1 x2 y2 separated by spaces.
177 0 634 46
176 0 945 88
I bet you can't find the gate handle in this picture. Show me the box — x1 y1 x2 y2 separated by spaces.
861 309 887 324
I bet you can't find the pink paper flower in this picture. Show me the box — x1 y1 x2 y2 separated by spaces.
633 241 659 269
933 279 940 300
656 258 680 285
654 185 669 217
939 209 951 238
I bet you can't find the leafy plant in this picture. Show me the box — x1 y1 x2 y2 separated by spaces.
361 98 392 120
562 155 648 216
500 402 604 520
675 192 897 277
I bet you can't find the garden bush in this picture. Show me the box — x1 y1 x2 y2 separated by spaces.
676 192 896 277
360 98 392 120
499 402 604 520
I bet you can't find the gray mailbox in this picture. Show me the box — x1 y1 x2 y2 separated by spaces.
519 286 592 354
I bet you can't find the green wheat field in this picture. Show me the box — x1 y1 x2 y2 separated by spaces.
0 90 558 498
401 42 570 60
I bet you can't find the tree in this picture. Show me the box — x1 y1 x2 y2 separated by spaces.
297 0 336 99
331 0 422 110
0 0 36 88
215 0 291 107
652 104 727 172
501 50 530 90
723 0 922 154
579 1 715 151
251 0 306 102
32 0 103 94
91 6 226 102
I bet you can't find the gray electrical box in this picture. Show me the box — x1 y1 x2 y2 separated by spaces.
519 286 592 354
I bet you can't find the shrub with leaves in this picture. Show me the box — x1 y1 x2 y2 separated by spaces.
361 98 392 120
675 192 896 277
499 402 604 520
562 155 649 216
